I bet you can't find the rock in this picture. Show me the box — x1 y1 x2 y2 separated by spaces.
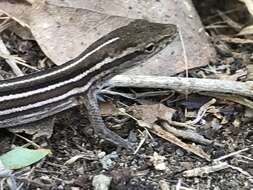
92 174 112 190
99 151 118 170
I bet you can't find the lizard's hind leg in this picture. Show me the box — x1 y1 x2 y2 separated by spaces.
82 90 133 150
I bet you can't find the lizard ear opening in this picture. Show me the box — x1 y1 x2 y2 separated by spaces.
144 43 155 53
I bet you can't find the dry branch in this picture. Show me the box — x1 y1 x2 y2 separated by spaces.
109 75 253 97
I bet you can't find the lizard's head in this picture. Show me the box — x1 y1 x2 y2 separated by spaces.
83 19 177 75
114 20 177 57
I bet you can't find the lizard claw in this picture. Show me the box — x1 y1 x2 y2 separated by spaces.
97 127 134 150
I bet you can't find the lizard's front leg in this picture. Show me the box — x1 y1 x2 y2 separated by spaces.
82 89 133 150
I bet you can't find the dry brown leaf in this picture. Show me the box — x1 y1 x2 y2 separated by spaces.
0 2 133 65
48 0 216 76
238 25 253 35
0 0 215 76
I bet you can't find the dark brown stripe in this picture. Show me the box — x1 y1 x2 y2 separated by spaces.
0 51 141 111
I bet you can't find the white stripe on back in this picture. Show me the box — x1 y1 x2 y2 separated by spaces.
0 37 119 88
0 57 114 102
0 45 136 102
0 80 94 116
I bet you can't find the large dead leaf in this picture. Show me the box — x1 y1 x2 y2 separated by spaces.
0 0 215 75
238 25 253 35
239 0 253 16
0 2 133 65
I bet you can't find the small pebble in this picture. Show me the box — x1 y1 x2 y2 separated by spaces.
97 151 106 159
92 174 112 190
175 149 185 156
100 151 118 170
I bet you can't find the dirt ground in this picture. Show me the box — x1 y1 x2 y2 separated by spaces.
0 0 252 189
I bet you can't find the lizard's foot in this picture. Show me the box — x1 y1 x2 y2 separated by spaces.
95 125 133 150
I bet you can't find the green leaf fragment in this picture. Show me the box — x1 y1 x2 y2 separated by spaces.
0 147 51 169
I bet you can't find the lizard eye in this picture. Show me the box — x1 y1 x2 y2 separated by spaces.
144 43 156 53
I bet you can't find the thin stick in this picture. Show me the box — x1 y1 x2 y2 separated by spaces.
214 146 253 162
109 75 253 97
0 37 23 76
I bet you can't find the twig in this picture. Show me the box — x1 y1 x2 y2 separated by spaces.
134 129 149 155
109 75 253 97
220 36 253 44
150 124 211 161
217 10 242 31
162 122 223 147
186 98 216 125
164 119 195 130
183 162 229 177
200 92 253 110
228 164 253 178
214 146 253 162
179 26 189 83
0 17 14 33
0 53 39 71
15 134 41 149
236 155 253 162
0 37 23 76
176 179 182 190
